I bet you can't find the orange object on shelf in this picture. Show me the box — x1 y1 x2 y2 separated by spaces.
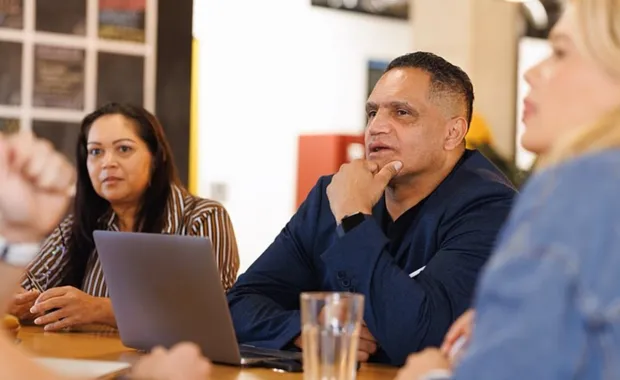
296 134 364 209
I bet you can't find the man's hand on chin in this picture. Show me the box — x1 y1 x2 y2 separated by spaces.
326 159 403 224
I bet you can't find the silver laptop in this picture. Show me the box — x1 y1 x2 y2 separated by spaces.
93 230 302 367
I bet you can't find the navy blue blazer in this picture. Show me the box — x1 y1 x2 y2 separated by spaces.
227 150 517 366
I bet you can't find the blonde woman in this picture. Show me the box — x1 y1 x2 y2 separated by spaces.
397 0 620 379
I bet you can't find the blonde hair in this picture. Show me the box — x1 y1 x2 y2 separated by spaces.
539 0 620 168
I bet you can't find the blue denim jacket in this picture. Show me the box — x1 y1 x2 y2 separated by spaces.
445 150 620 379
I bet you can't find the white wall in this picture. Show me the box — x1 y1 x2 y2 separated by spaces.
192 0 411 273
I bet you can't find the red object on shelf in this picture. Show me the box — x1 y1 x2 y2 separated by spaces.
296 134 364 209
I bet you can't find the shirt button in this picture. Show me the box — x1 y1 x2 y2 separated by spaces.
337 271 346 279
341 279 351 287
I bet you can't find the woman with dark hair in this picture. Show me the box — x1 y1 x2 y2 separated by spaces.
7 103 240 331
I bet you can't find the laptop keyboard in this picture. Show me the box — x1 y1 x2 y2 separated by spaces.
239 345 302 360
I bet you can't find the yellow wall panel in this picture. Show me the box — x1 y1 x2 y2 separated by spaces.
189 38 199 194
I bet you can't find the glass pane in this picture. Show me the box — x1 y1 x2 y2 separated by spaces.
97 52 143 107
99 0 146 43
0 41 21 105
35 0 86 35
367 60 387 98
33 45 85 110
32 120 80 164
0 117 20 134
0 0 23 29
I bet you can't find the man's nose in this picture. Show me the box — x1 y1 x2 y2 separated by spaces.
367 110 392 135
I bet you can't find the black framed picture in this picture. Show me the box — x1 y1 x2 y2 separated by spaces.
311 0 408 20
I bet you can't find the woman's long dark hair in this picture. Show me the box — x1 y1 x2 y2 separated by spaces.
64 103 181 287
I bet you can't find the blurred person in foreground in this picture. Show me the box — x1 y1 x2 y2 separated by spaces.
0 131 211 380
7 103 239 332
227 51 517 366
397 0 620 378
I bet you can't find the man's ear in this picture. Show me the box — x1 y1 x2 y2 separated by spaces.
444 117 468 150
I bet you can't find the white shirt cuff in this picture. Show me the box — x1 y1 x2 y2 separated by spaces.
0 236 41 267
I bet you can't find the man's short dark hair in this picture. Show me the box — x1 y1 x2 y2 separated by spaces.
386 52 474 126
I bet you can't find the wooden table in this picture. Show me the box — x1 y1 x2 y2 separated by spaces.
18 326 398 379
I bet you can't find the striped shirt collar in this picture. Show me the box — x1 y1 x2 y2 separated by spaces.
101 184 187 234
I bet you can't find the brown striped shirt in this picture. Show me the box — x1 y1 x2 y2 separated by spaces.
22 185 239 296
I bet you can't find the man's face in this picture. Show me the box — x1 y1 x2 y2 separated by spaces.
365 67 456 182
